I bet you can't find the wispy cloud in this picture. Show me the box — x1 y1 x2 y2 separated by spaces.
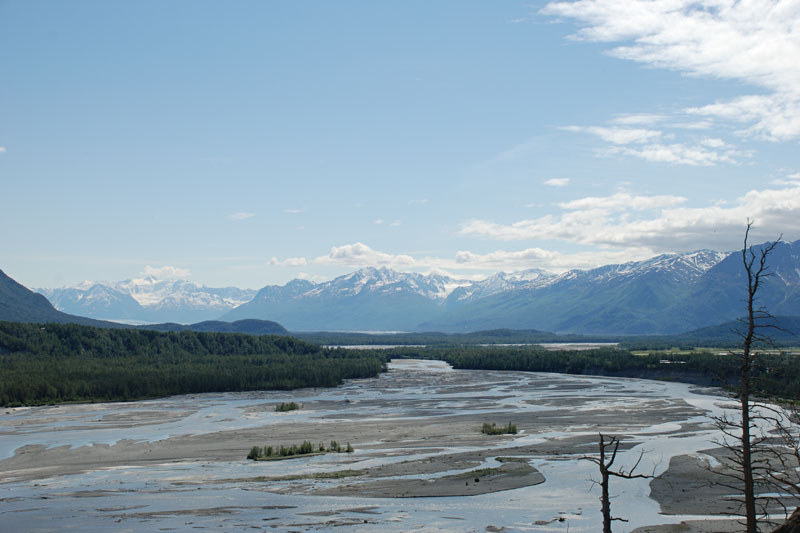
544 178 570 187
409 198 430 205
542 0 800 141
314 242 415 268
603 140 746 166
688 94 800 141
0 146 6 154
610 113 664 126
311 241 662 276
772 172 800 186
390 220 402 227
297 272 328 283
460 184 800 252
566 124 746 166
453 247 655 273
143 265 191 279
563 125 662 145
284 208 306 215
228 212 255 221
374 219 383 225
269 257 307 267
558 192 685 211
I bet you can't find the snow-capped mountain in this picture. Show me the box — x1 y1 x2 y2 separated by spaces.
223 267 472 331
426 249 735 334
448 268 557 303
36 242 800 334
221 248 761 333
39 277 256 324
302 267 471 300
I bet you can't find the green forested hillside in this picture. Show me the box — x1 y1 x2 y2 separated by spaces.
141 318 289 335
0 322 386 406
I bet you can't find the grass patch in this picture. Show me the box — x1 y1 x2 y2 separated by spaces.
481 422 518 435
274 402 301 412
247 440 353 460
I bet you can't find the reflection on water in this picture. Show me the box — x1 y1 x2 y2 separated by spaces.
0 359 740 532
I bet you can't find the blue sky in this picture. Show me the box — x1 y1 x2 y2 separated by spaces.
2 0 799 289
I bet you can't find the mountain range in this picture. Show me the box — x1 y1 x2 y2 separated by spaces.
38 277 256 324
29 240 800 335
0 269 287 335
0 269 122 328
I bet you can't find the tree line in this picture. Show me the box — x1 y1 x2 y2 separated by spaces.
0 321 386 406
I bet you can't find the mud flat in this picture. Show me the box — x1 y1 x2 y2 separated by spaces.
0 359 788 531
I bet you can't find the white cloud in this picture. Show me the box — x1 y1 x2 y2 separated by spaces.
566 124 745 165
284 208 305 214
453 247 655 273
390 220 402 227
143 265 191 279
544 178 570 187
558 192 686 211
604 141 745 166
269 257 307 267
542 0 800 141
563 125 662 145
610 113 664 126
297 272 328 283
314 242 416 268
228 212 254 221
374 219 383 225
771 172 800 186
674 120 714 130
409 198 430 205
459 184 800 252
310 242 655 276
688 94 800 141
0 146 6 154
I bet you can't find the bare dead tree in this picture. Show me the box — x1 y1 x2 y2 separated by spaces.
582 433 652 533
711 221 782 532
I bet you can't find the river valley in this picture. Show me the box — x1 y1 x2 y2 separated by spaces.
0 359 772 531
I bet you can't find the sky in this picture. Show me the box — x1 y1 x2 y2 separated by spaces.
2 0 800 290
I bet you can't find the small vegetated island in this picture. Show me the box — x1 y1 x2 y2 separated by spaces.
274 401 301 412
247 440 353 460
482 422 518 435
0 321 387 406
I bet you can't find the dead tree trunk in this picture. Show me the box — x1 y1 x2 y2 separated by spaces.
584 434 651 532
740 221 780 532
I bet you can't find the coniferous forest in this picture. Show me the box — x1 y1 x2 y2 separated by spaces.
0 321 386 406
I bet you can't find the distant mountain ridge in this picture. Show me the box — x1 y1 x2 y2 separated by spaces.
39 276 256 324
223 243 800 334
1 269 289 335
0 269 123 328
28 240 800 335
140 319 288 335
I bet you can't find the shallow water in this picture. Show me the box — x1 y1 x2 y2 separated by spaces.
0 359 745 532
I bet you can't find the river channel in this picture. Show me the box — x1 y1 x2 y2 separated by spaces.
0 359 746 532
